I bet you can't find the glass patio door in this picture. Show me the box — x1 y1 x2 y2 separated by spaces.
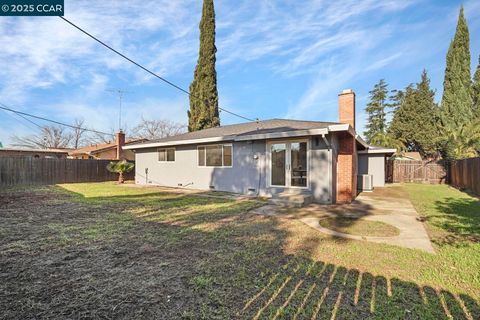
269 141 308 188
290 142 307 187
270 143 287 186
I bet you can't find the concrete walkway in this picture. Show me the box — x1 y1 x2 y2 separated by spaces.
297 188 435 253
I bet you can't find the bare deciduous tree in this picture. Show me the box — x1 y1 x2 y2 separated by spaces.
86 125 130 145
132 117 186 140
71 118 88 149
11 125 72 149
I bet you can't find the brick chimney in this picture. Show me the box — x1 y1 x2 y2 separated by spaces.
336 89 357 204
115 130 125 160
338 89 355 129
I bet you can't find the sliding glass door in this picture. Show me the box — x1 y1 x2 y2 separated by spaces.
269 141 308 188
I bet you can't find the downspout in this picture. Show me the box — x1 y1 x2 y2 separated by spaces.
322 133 334 204
321 134 331 150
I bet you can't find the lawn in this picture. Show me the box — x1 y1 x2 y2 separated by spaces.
0 182 479 319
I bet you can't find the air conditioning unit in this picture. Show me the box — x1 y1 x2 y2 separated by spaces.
358 174 373 192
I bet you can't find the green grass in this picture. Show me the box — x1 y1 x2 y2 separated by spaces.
318 216 400 237
1 182 479 319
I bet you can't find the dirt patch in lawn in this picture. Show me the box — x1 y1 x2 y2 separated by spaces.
317 217 400 237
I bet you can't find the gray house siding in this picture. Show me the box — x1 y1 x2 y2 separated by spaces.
134 140 266 195
134 135 335 203
358 154 386 187
309 135 334 203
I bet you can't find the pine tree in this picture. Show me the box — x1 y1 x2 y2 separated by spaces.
413 70 440 157
389 84 416 150
473 55 480 118
389 89 405 114
364 79 388 144
389 71 439 158
188 0 220 132
440 6 472 127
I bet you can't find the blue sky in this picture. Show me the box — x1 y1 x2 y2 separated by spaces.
1 0 480 146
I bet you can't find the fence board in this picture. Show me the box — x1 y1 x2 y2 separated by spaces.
0 157 134 187
450 157 480 196
386 160 448 184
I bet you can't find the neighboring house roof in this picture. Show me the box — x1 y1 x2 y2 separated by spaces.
392 151 423 160
124 119 366 150
0 148 71 154
69 142 116 156
70 139 147 156
402 152 422 160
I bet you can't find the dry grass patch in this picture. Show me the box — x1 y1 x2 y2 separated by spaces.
317 216 400 237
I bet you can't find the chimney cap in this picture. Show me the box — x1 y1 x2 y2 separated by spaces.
339 89 354 95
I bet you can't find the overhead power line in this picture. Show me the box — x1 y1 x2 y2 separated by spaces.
0 107 43 132
59 16 257 123
0 103 114 136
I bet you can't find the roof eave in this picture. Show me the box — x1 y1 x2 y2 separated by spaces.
123 125 356 150
358 148 397 154
122 136 235 150
234 128 329 141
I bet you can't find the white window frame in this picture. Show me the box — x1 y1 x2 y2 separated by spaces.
266 139 310 189
197 144 233 168
157 147 176 162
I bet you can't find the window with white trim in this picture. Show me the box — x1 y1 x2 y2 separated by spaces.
198 144 232 167
158 148 175 162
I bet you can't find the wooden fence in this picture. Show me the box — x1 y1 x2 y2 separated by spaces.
386 160 448 184
0 157 134 186
449 157 480 196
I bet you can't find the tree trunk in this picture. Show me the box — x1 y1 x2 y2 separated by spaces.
118 172 124 184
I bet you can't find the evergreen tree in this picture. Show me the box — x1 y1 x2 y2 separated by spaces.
413 70 440 157
364 79 388 144
440 6 472 127
473 55 480 118
188 0 220 132
389 89 405 114
389 84 416 151
389 71 439 158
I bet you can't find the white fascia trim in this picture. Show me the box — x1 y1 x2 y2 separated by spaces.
327 123 350 132
122 136 234 150
234 128 329 141
327 124 368 148
358 148 397 154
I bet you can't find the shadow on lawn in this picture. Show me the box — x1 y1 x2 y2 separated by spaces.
239 256 480 320
432 196 480 245
54 185 480 319
2 185 478 319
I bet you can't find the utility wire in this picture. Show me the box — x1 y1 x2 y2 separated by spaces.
59 16 257 122
0 108 42 132
0 103 114 136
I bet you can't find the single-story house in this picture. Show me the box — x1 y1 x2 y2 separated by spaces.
125 89 394 203
0 147 71 159
69 131 146 160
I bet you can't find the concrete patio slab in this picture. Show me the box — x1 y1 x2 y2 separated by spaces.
296 188 435 253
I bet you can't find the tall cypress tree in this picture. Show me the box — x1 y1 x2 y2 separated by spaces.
364 79 388 144
473 55 480 118
440 6 472 127
188 0 220 132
